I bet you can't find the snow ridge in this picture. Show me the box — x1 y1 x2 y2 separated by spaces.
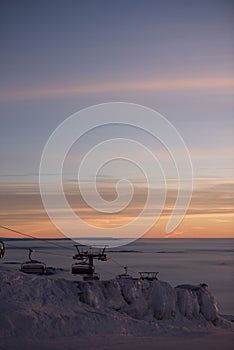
0 269 232 338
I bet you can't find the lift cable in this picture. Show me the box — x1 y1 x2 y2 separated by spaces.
0 225 74 251
2 240 72 259
0 225 140 276
109 257 139 276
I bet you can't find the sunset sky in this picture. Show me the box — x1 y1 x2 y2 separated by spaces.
0 0 233 239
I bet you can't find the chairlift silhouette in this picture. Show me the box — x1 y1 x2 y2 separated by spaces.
116 266 133 279
0 241 5 259
20 248 46 274
139 271 158 281
71 244 109 280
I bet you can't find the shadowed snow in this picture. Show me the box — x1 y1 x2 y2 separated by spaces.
0 268 232 340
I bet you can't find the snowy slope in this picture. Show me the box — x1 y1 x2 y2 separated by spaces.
0 268 232 340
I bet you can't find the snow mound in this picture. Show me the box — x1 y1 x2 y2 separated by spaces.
0 269 232 339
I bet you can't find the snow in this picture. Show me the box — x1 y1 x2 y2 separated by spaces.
0 267 233 349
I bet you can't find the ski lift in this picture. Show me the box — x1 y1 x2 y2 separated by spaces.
71 244 108 280
72 261 95 275
139 271 158 281
116 266 133 279
20 248 46 274
0 241 5 259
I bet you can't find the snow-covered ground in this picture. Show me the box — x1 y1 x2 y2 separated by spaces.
0 267 233 350
3 238 234 315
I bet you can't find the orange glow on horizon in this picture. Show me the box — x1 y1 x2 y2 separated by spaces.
1 212 233 239
0 180 233 239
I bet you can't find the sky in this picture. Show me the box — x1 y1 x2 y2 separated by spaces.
0 0 233 239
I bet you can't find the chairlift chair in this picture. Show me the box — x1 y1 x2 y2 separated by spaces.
72 261 95 275
139 271 158 281
20 248 46 274
0 241 5 259
71 244 109 280
116 266 133 279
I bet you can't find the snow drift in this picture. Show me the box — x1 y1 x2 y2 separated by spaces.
0 268 232 339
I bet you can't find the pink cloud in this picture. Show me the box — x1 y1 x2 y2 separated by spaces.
1 77 233 101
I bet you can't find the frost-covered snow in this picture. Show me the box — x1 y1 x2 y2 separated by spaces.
0 268 232 344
